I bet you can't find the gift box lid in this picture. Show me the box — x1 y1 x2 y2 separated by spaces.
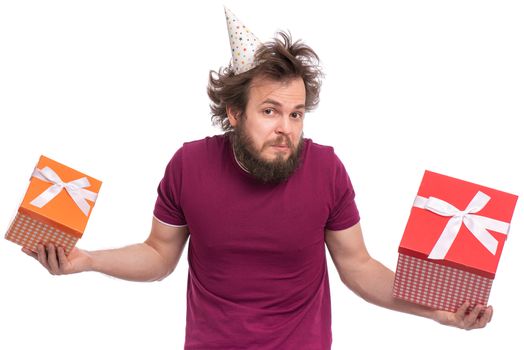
399 170 518 278
19 155 102 238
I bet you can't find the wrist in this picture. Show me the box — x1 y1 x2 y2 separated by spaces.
428 309 444 323
82 249 97 272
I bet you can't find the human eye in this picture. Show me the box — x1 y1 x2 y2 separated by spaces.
263 108 275 116
291 111 303 119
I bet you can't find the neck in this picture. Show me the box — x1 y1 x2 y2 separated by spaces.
232 147 250 173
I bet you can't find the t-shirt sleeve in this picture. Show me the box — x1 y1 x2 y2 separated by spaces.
153 147 187 226
325 153 360 231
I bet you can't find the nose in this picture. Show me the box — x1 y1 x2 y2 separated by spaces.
275 115 292 135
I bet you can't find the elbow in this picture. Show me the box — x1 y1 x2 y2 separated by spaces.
341 276 372 302
143 241 176 282
149 262 175 282
338 256 373 300
155 265 175 282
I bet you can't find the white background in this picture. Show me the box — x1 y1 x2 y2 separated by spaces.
1 1 523 349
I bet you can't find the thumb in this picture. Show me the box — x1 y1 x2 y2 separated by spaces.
22 247 38 259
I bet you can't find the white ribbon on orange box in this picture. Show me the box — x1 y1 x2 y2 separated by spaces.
413 191 510 260
29 166 98 216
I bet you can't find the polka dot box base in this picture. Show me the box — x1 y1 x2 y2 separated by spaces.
5 211 78 255
393 253 493 312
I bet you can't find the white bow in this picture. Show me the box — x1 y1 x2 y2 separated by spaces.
413 191 510 259
30 166 98 216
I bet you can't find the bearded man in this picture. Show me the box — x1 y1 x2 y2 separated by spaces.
24 8 492 350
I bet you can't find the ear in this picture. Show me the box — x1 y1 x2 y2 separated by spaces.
226 105 240 128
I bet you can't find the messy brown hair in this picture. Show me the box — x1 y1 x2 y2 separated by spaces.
208 31 323 132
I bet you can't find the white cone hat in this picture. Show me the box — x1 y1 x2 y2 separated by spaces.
224 7 262 75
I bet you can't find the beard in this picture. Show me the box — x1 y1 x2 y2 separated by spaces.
228 122 304 185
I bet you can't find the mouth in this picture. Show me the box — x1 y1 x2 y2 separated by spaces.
271 144 290 150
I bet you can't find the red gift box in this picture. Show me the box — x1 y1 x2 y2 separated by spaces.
392 170 518 312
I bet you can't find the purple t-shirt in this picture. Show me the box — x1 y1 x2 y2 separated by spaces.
154 134 359 349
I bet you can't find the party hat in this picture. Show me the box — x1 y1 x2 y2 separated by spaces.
224 7 262 74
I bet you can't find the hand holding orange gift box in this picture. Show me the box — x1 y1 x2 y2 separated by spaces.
5 155 101 255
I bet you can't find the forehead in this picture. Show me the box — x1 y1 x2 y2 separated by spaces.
247 75 306 106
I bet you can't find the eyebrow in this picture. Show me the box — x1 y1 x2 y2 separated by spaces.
261 99 305 110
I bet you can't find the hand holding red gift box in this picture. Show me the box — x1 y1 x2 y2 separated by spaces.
393 170 518 313
433 301 493 330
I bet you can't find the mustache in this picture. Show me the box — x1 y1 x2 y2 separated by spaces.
264 135 293 148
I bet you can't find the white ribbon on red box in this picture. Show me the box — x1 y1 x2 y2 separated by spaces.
29 166 98 216
413 191 510 260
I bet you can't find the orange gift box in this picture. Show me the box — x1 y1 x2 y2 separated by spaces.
5 155 101 255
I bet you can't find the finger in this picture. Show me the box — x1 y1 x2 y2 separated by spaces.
455 301 470 320
477 306 492 328
468 306 491 329
488 306 494 322
57 246 68 271
46 244 60 274
22 247 38 260
464 304 483 329
480 306 493 326
37 244 51 271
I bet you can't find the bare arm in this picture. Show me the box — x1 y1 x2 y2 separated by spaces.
23 217 189 282
324 222 493 330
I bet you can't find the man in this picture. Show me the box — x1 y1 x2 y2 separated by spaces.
23 8 492 350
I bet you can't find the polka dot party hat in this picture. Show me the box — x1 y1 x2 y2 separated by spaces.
224 7 262 75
